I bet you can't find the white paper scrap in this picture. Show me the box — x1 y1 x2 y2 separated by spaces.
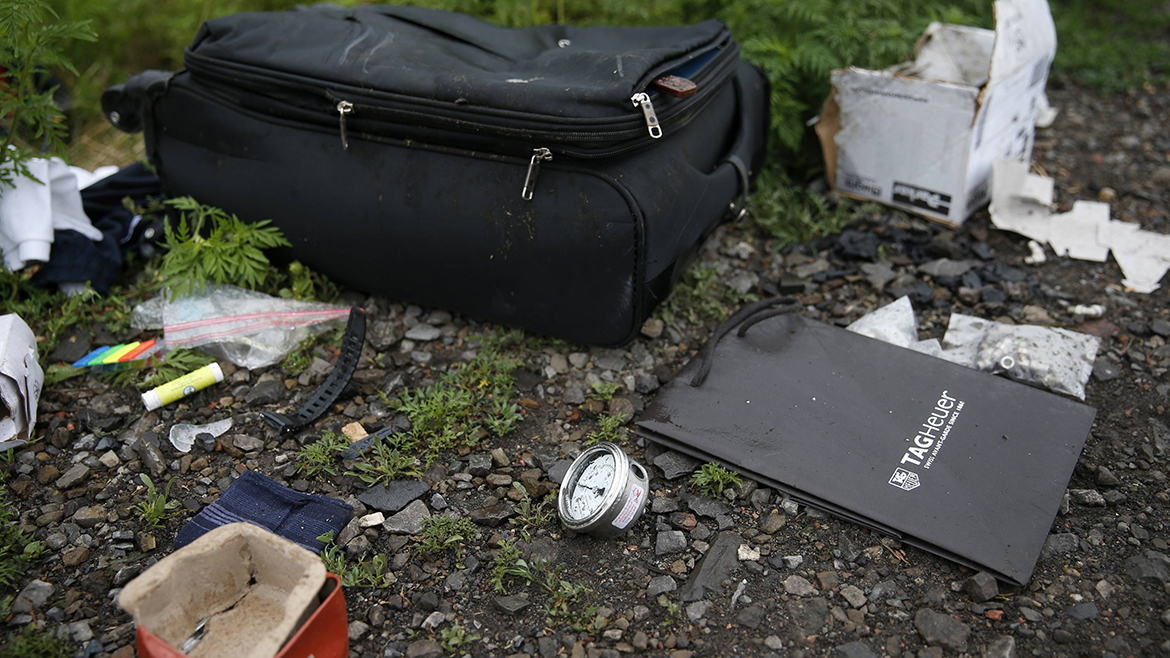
990 158 1170 293
1047 201 1111 263
1105 225 1170 294
0 314 44 451
989 159 1053 244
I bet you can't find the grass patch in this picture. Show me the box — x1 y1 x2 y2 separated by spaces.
438 622 481 654
346 434 422 486
317 531 391 588
42 364 85 388
1052 0 1170 93
417 515 477 558
297 432 351 478
347 350 522 483
508 482 556 541
489 539 523 594
0 625 73 658
488 542 597 630
0 269 138 355
588 381 621 402
475 326 570 354
0 502 46 590
0 459 48 592
749 169 857 249
131 474 180 529
690 462 742 499
393 350 520 451
657 594 684 625
657 262 758 327
280 337 315 377
582 413 627 446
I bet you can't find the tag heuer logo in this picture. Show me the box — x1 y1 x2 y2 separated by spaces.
889 468 921 491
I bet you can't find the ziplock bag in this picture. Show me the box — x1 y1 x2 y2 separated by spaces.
133 285 350 369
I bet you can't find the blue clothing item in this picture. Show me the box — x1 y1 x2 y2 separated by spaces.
174 470 352 554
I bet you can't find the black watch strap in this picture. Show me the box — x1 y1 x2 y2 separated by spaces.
262 307 366 435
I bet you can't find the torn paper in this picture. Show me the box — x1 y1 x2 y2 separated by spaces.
1100 220 1170 294
990 159 1170 293
1036 93 1059 129
0 314 44 450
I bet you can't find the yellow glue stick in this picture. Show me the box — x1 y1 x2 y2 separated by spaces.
141 363 224 411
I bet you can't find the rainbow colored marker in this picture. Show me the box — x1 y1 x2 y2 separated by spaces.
72 347 111 368
101 342 140 364
121 339 156 361
71 339 165 369
76 346 116 367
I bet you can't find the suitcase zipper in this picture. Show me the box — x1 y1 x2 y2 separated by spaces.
521 147 553 200
630 93 662 139
186 37 736 150
336 100 354 150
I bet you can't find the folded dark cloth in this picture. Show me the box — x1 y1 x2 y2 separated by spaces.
32 162 163 293
174 470 352 554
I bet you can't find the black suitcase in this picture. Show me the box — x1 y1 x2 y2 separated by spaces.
104 4 770 346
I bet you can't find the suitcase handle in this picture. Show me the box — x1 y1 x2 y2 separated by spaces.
103 70 173 134
644 61 768 311
718 65 768 222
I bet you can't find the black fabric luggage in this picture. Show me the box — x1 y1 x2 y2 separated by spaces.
104 4 770 346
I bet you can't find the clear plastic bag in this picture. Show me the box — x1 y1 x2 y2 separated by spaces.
940 314 1099 400
133 285 350 369
846 295 917 347
847 296 947 355
848 298 1100 400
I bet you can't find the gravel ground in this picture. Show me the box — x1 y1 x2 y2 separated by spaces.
3 79 1169 658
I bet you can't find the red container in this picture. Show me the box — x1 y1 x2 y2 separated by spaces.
136 573 348 658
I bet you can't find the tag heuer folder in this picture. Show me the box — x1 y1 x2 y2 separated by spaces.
636 313 1095 585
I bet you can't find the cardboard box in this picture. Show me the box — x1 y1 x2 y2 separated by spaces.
119 523 327 658
816 0 1057 226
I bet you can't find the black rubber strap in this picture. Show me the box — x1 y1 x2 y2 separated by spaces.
262 307 367 435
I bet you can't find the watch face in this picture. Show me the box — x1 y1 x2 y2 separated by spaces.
567 452 616 521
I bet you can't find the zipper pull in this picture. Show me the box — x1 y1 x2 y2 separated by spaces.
631 92 662 139
522 147 553 201
336 100 354 150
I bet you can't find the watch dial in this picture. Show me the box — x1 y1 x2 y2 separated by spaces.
568 453 616 520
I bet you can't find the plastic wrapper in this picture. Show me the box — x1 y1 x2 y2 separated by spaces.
848 297 1100 399
846 296 917 347
941 314 1099 400
846 296 949 356
132 285 350 369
